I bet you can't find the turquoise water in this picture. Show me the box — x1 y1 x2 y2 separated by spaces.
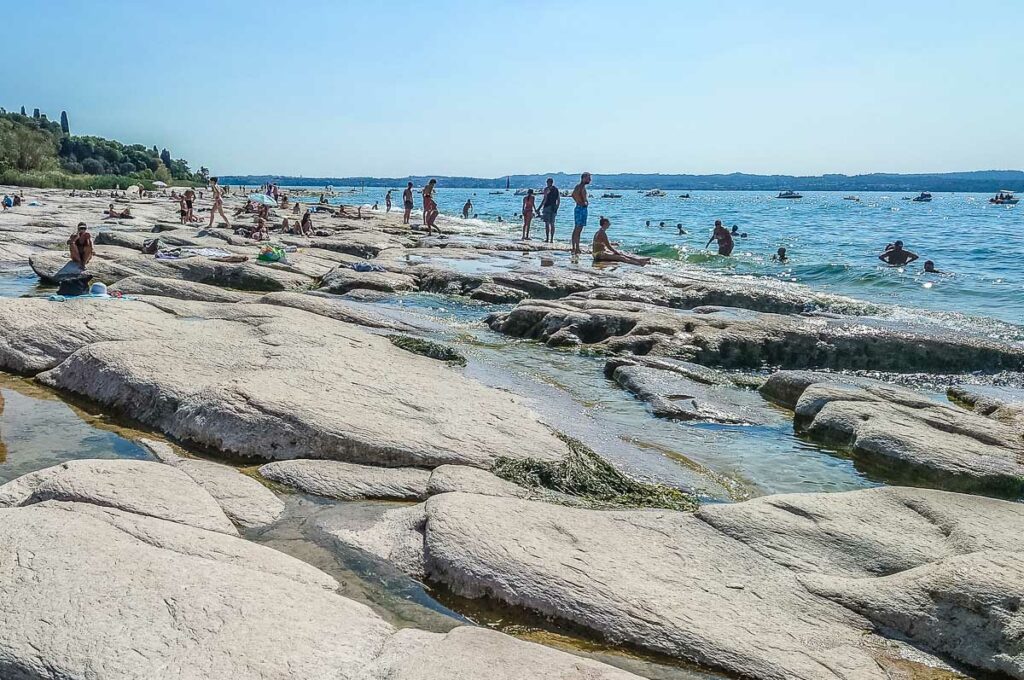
309 187 1023 331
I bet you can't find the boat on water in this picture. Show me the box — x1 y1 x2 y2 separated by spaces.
990 190 1019 205
644 189 667 197
678 193 691 199
911 192 933 202
776 190 802 199
843 195 860 201
513 189 530 196
560 190 570 197
601 193 623 198
489 191 505 195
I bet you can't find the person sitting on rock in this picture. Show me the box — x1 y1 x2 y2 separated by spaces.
299 209 314 236
592 217 651 266
68 223 94 266
105 203 132 219
292 202 301 215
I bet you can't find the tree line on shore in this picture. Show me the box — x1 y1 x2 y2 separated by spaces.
0 106 205 189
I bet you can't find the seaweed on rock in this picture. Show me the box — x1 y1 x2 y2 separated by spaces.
492 433 699 512
387 335 467 366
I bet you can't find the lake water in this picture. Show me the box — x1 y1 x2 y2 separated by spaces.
306 187 1023 335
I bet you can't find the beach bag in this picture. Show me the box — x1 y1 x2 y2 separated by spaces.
257 246 287 263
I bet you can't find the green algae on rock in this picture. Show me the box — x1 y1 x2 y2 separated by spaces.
387 334 467 366
492 433 698 512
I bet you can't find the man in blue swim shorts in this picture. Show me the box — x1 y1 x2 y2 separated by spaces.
570 172 591 255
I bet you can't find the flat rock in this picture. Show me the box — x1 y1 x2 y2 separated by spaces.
0 298 564 468
610 364 780 424
260 459 430 501
418 493 896 679
319 266 417 294
110 275 258 303
426 464 531 498
0 459 237 535
142 439 284 530
759 370 885 409
697 486 1024 577
0 501 396 679
795 382 1024 496
804 550 1024 679
374 626 643 680
255 290 417 331
488 297 1024 373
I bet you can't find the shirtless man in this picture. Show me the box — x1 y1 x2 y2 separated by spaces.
183 188 196 222
570 172 591 255
68 223 94 266
402 181 414 224
521 189 536 240
207 177 231 228
705 220 734 256
592 217 650 266
878 240 918 266
463 198 473 219
385 190 392 212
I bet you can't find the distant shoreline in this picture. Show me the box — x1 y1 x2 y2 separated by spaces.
220 170 1024 194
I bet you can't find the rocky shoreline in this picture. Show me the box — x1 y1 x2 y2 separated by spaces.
0 186 1021 679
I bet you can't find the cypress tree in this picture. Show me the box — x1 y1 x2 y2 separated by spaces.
60 111 70 135
160 148 172 169
32 108 40 119
20 106 26 116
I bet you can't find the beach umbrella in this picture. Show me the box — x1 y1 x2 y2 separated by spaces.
248 193 277 206
153 181 167 188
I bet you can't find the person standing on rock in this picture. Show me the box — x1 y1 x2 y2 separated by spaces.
539 177 560 244
571 172 592 255
385 190 392 212
68 223 94 266
422 179 439 235
183 187 196 222
402 182 414 225
207 178 231 229
521 189 537 240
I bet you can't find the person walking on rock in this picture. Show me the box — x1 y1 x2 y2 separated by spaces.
539 177 560 243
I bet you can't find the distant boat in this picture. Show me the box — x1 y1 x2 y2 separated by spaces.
911 192 933 202
843 195 860 201
990 190 1019 205
505 176 510 190
601 193 623 198
644 189 666 197
560 190 570 197
513 189 530 196
489 191 504 195
776 190 802 199
678 193 691 199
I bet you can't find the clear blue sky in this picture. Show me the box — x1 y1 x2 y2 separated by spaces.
3 0 1021 177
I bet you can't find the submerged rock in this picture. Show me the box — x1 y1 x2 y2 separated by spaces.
260 459 430 501
0 298 565 468
610 363 781 424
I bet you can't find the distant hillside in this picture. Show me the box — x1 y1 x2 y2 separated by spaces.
223 170 1024 193
0 106 205 189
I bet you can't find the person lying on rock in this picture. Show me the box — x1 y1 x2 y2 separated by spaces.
68 223 94 266
105 203 132 219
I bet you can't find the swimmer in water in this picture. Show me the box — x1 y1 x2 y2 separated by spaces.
705 219 734 256
677 223 686 235
772 247 788 263
878 240 918 266
923 260 941 273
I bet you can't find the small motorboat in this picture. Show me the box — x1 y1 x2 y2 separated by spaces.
776 190 802 199
911 192 933 202
560 190 570 197
601 193 623 198
678 193 691 199
990 190 1019 205
843 195 860 201
489 191 505 195
513 189 529 196
644 189 667 197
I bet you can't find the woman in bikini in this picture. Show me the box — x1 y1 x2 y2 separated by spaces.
207 177 232 228
705 219 734 256
521 189 536 240
68 223 94 266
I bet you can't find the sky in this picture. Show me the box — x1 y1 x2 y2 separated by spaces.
3 0 1022 178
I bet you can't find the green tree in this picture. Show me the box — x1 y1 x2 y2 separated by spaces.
19 106 25 116
160 148 172 169
60 111 70 135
